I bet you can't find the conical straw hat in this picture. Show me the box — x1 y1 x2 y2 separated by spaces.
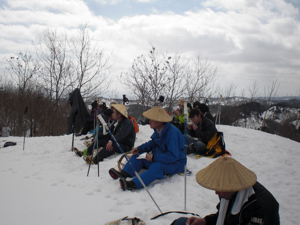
111 104 128 118
178 99 185 106
110 101 118 106
142 106 172 122
196 156 257 192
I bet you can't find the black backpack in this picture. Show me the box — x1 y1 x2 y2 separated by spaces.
3 142 17 148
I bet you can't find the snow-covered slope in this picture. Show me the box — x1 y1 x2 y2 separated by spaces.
0 125 299 225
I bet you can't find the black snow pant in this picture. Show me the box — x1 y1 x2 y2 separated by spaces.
87 135 132 163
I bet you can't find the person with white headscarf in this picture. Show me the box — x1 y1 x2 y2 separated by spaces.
171 156 280 225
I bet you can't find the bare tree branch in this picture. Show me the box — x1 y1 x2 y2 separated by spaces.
247 80 259 102
186 54 217 104
70 24 112 98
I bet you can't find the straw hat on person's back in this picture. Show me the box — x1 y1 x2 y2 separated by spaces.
111 104 128 118
143 106 172 122
196 156 257 192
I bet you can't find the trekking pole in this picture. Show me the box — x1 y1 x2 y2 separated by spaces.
71 120 75 152
218 95 222 130
87 111 100 177
97 114 163 214
183 101 188 211
23 106 28 151
96 115 100 177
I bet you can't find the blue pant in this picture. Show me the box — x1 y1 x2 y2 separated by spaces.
123 155 185 189
171 217 188 225
186 135 207 155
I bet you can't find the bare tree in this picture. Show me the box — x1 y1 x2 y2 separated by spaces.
264 79 280 106
185 55 217 104
247 80 259 102
5 52 40 135
35 29 74 135
164 53 189 112
218 82 237 105
70 24 112 98
121 46 171 111
240 88 246 103
261 79 280 129
6 52 40 99
36 28 74 102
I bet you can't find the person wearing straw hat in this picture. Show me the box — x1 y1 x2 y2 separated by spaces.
109 106 187 191
171 99 190 134
82 103 136 164
171 156 280 225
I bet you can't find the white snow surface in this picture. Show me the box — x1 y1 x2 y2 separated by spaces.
1 125 299 225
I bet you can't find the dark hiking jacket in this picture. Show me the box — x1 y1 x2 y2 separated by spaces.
109 117 136 149
188 116 218 144
67 88 89 133
204 182 280 225
204 111 215 124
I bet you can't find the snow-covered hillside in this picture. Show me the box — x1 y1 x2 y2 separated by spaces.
231 105 299 131
1 125 299 225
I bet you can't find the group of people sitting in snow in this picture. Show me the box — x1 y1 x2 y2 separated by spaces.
72 99 280 224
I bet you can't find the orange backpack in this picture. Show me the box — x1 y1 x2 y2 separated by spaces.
128 116 139 133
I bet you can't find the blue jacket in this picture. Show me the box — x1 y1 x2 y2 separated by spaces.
137 123 187 165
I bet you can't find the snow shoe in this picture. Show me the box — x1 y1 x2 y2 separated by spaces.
105 216 145 225
83 140 92 147
83 156 95 165
80 136 92 140
177 169 192 176
73 147 83 157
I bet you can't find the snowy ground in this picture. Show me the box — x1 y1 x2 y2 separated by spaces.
1 125 299 225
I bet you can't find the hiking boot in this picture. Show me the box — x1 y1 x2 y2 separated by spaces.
119 178 136 191
109 168 131 180
73 147 83 157
83 156 96 164
186 143 196 154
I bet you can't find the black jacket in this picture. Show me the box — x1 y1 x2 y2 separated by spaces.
67 88 89 133
204 111 215 124
109 117 136 149
204 182 280 225
188 116 218 144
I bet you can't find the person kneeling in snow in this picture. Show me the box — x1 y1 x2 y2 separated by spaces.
109 106 187 191
171 156 280 225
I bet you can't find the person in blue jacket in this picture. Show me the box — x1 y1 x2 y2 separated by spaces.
109 106 187 191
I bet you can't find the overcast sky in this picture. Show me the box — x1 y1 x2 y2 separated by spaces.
0 0 299 98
